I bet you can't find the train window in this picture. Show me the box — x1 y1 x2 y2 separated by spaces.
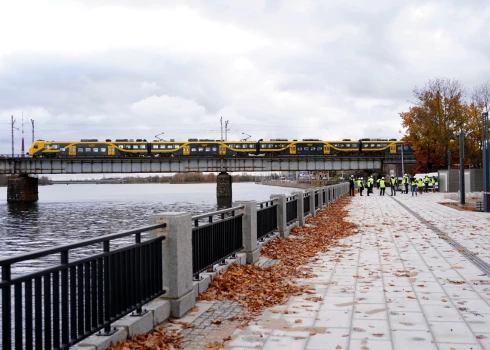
132 145 139 149
78 148 84 152
153 145 159 149
174 145 180 149
118 145 124 148
212 147 217 151
304 147 309 151
317 147 322 151
140 145 146 149
249 144 254 148
191 148 197 152
125 145 132 149
85 148 91 152
45 145 50 149
52 144 59 149
60 148 65 152
198 147 204 151
353 143 358 148
297 147 303 151
205 147 210 151
101 148 107 152
93 148 99 152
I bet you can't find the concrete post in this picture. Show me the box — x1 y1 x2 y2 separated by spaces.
322 186 327 208
309 189 315 217
293 191 305 226
235 201 259 264
270 194 288 237
150 212 195 318
7 175 38 202
217 172 232 209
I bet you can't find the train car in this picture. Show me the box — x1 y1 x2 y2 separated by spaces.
28 139 149 158
149 139 226 157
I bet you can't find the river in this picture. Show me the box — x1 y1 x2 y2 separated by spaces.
0 182 297 261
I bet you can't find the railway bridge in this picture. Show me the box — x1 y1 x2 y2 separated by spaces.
0 154 414 202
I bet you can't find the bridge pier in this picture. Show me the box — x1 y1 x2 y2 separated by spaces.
7 174 39 202
216 172 232 209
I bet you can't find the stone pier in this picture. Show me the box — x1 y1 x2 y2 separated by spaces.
216 172 232 208
7 174 39 202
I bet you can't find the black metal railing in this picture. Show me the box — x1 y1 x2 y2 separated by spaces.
257 200 278 241
286 196 298 224
322 189 327 205
0 223 167 349
192 207 244 279
303 193 310 215
314 191 319 209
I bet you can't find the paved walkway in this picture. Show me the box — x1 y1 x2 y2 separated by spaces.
182 192 490 350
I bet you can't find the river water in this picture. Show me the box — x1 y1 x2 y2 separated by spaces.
0 183 296 262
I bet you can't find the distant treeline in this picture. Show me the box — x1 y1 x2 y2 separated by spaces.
126 172 255 184
0 175 52 187
0 173 256 186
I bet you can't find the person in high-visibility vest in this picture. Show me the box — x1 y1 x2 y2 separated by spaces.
417 178 424 195
365 176 372 196
431 177 436 192
357 177 364 196
403 174 409 194
424 175 430 193
379 177 386 196
411 177 418 196
390 176 397 196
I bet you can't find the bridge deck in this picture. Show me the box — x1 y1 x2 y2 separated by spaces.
0 156 414 174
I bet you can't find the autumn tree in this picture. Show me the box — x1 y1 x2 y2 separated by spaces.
401 78 467 172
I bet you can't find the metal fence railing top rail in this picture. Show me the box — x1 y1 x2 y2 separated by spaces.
192 206 244 228
0 223 167 268
1 222 167 350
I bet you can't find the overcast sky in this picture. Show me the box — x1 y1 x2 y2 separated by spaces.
1 0 490 156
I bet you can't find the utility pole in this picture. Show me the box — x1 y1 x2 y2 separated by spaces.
483 112 489 211
224 120 229 141
31 119 35 143
21 111 25 157
459 131 465 205
220 116 223 141
11 115 16 157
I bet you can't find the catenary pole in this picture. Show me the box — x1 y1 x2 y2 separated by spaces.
459 131 465 205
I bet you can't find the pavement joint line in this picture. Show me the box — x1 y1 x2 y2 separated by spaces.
391 196 490 277
387 195 490 348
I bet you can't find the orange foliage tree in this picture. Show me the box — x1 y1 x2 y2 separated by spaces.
400 78 488 172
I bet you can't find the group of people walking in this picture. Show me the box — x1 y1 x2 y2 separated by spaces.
348 174 437 197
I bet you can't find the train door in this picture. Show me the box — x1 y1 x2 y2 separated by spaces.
219 145 226 156
290 145 296 155
183 145 190 156
324 145 330 155
390 144 397 154
69 146 76 156
108 146 115 156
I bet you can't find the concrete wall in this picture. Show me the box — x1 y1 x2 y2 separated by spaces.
438 169 483 193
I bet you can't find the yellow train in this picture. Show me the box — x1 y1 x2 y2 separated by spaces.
28 138 409 158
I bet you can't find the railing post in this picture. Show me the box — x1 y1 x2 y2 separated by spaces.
150 212 195 318
270 194 288 238
293 191 305 226
235 201 259 264
309 188 316 217
322 186 327 208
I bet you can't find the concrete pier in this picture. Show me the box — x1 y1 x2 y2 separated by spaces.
216 172 232 208
7 174 39 202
